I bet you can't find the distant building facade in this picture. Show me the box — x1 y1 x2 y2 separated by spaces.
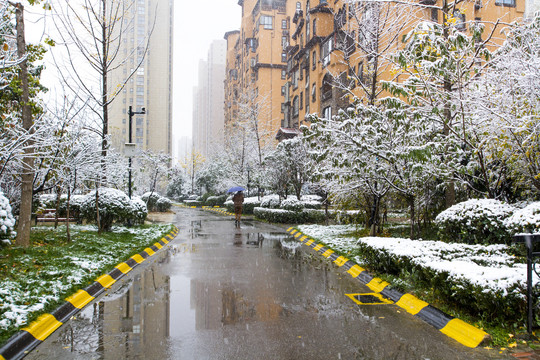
108 0 174 156
192 40 227 157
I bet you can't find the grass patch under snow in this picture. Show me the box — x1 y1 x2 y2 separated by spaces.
0 223 174 344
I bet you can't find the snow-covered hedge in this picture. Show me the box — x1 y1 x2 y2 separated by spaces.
80 188 147 231
504 202 540 235
130 197 148 225
281 198 303 212
205 195 227 207
260 195 280 209
141 192 171 212
254 207 325 224
0 191 15 243
224 196 261 215
297 224 529 324
435 199 515 245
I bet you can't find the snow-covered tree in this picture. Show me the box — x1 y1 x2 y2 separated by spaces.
468 16 540 196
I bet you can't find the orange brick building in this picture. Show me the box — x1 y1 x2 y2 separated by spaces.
225 0 532 144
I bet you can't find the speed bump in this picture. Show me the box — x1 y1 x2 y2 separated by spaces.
287 227 490 348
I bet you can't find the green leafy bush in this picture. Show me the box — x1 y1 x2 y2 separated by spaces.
435 199 515 245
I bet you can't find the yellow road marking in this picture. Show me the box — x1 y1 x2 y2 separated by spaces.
347 265 365 278
321 249 334 258
131 254 145 263
66 290 94 309
144 248 155 256
115 262 132 274
333 256 348 267
366 278 390 293
313 244 323 251
299 235 308 242
395 294 428 315
22 314 62 341
440 319 489 348
95 274 116 289
304 239 314 246
154 242 163 249
346 293 393 305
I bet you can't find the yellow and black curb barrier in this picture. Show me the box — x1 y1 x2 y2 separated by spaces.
0 226 179 360
286 227 490 349
201 206 235 216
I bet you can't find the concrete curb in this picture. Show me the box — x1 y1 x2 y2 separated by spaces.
286 227 491 349
0 226 179 360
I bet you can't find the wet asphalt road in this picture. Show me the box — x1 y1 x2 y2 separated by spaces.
27 207 509 359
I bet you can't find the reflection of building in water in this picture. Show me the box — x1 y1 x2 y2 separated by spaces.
191 233 283 330
99 259 171 358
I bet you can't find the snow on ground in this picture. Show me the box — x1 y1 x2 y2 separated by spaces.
0 224 171 332
297 224 531 297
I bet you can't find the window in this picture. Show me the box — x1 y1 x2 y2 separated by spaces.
136 117 143 126
282 19 287 29
431 8 438 22
282 52 287 62
260 15 273 29
495 0 515 6
320 0 328 4
137 67 144 76
313 19 317 36
281 85 286 96
312 50 316 70
358 61 364 84
292 70 299 89
136 87 144 95
282 36 288 49
453 10 466 31
311 83 316 102
322 37 333 67
296 2 301 10
306 21 310 39
300 92 303 109
323 106 332 120
281 70 286 80
293 96 299 117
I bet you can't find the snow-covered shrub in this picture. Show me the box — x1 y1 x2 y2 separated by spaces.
156 197 172 212
224 196 260 215
435 199 515 245
130 196 148 225
57 194 85 220
141 192 161 212
38 194 57 209
335 210 365 225
81 188 141 231
260 195 280 209
253 207 325 224
504 202 540 234
141 192 171 212
0 191 15 243
205 195 227 207
281 198 303 212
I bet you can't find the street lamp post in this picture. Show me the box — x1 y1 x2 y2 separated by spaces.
127 106 146 199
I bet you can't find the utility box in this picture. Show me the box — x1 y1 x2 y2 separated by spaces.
124 143 137 158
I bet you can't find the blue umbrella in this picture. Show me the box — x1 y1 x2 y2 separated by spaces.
227 186 245 193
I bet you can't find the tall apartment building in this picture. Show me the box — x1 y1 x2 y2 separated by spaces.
224 0 290 146
108 0 174 156
225 0 530 143
192 40 227 157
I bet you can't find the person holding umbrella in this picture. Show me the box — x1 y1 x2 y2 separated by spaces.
231 189 245 227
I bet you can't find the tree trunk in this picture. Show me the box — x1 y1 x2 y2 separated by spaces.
54 185 61 229
14 3 34 247
409 195 416 240
95 184 101 234
66 182 71 242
